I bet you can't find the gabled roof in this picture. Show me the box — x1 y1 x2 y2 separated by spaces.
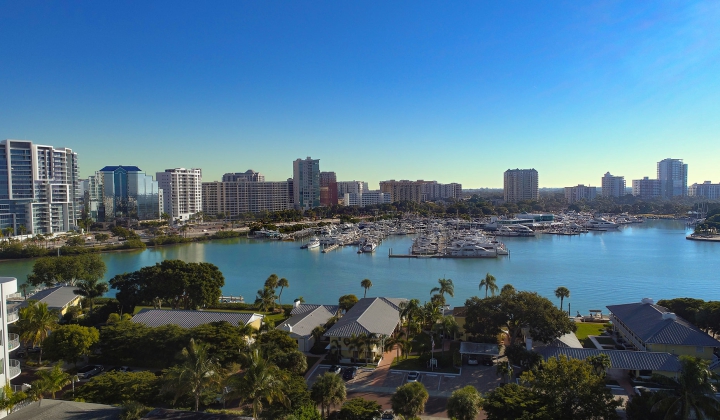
278 305 335 338
19 285 80 311
291 303 339 316
324 297 406 338
607 302 720 347
538 346 682 372
99 165 142 172
132 309 262 329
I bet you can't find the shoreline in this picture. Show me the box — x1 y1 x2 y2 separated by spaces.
686 235 720 242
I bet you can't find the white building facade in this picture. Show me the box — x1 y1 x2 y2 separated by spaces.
343 191 392 207
0 277 21 416
337 181 368 197
565 185 597 204
601 172 626 198
156 168 202 221
202 180 291 216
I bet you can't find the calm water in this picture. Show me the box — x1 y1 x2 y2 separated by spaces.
1 220 717 313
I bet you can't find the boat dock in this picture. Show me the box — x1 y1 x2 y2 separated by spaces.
322 244 340 253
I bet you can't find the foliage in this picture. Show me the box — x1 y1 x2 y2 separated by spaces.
287 404 323 420
337 397 382 420
119 401 153 420
479 273 499 298
74 278 110 315
190 321 250 366
554 287 570 312
110 259 225 312
338 294 359 312
260 374 314 420
255 329 308 375
162 338 224 412
391 381 429 419
0 384 27 412
648 356 720 419
27 254 106 287
18 301 60 363
446 385 484 420
42 324 100 366
504 344 542 370
98 322 188 368
483 383 549 420
230 348 289 419
360 279 372 298
75 371 161 406
311 372 347 419
33 363 71 399
625 390 665 420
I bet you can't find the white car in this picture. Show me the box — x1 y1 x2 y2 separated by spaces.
467 357 479 365
406 371 420 382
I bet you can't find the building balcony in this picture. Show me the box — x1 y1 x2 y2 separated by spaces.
8 359 21 380
8 333 20 351
7 309 19 324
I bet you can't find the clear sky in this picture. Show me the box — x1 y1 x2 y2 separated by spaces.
1 1 719 188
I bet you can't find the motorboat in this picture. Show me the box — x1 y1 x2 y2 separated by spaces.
361 241 377 253
304 237 320 249
585 218 619 231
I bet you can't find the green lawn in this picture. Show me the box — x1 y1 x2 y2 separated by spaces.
574 323 606 348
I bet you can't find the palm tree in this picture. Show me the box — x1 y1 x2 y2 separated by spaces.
162 338 224 412
400 299 422 335
311 372 347 418
500 283 516 295
277 277 289 305
254 287 277 312
4 227 13 238
264 273 279 290
651 356 720 419
554 286 570 312
430 278 454 301
18 301 59 363
360 278 373 298
74 278 109 315
421 302 443 331
479 273 499 298
232 348 288 419
33 363 71 399
347 334 364 362
384 331 407 362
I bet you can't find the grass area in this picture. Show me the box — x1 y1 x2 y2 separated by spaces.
391 355 460 374
575 323 606 348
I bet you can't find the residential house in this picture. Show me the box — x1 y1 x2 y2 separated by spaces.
15 285 82 317
537 347 683 378
276 303 338 352
131 309 263 330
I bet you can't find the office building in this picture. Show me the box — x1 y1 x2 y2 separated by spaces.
337 181 368 197
87 166 162 221
343 191 392 207
1 277 22 405
0 139 80 235
293 157 320 211
202 179 291 217
657 158 688 198
156 168 202 221
222 170 264 182
565 185 597 204
632 177 662 199
601 172 626 198
503 169 539 203
319 171 338 206
688 181 720 200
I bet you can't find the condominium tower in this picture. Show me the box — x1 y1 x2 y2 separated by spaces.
222 170 264 182
337 181 368 197
0 139 80 235
503 169 539 203
632 177 662 199
88 165 163 221
657 158 688 198
156 168 202 221
202 178 291 217
0 277 22 410
601 172 626 198
565 185 597 204
319 171 338 206
688 181 720 200
293 157 320 211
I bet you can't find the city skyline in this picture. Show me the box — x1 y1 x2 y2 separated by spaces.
2 2 720 187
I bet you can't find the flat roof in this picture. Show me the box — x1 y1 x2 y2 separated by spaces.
459 342 500 356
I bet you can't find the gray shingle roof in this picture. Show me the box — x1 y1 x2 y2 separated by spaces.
291 304 339 316
5 399 120 420
278 305 335 338
538 346 682 372
607 302 720 347
324 297 406 338
132 309 262 329
19 285 80 311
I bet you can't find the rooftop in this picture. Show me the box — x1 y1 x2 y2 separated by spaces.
607 301 720 347
538 346 682 372
5 400 120 420
324 297 406 338
278 305 335 337
132 309 262 329
291 303 339 316
99 165 143 172
17 285 80 311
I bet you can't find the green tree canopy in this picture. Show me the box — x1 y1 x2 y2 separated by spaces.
311 372 346 419
42 324 100 366
483 383 549 420
391 381 429 419
338 294 359 313
27 254 107 287
446 385 483 420
649 356 720 419
162 338 224 412
338 397 382 420
18 301 59 363
74 371 161 406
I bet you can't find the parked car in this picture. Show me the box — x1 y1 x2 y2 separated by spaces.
328 365 342 375
406 371 420 382
380 410 396 419
342 366 358 380
77 365 104 379
467 357 479 365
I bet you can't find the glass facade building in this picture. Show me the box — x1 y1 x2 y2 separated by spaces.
89 166 162 221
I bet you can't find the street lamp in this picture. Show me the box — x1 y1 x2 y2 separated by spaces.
71 375 79 396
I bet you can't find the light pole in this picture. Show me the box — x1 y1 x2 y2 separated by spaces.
71 375 79 396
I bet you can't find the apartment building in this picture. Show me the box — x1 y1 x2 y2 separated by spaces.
337 181 368 197
222 170 264 182
379 180 426 203
156 168 202 221
319 171 338 206
1 277 22 411
688 181 720 200
343 191 392 207
601 172 626 198
503 169 539 203
293 157 320 211
565 185 597 204
0 139 80 235
202 180 291 216
632 177 662 199
657 158 688 198
423 182 462 201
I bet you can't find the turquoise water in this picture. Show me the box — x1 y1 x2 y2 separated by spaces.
0 220 717 313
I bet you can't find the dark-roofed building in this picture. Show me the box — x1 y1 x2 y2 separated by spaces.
5 400 121 420
538 346 683 378
607 299 720 362
278 304 336 352
15 285 81 317
324 297 406 364
132 309 263 330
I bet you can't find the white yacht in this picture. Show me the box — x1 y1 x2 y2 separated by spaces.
361 241 378 253
585 218 619 231
304 237 320 249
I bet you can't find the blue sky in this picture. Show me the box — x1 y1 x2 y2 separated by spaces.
1 1 719 188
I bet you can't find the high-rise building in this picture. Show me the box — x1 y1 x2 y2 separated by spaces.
0 139 80 235
88 166 163 221
688 181 720 200
202 180 291 216
601 172 626 198
319 171 338 206
222 170 264 182
657 158 688 198
632 177 662 199
337 181 367 197
343 191 392 207
565 185 597 204
156 168 202 221
1 277 22 394
293 157 320 211
379 180 427 203
423 182 463 201
503 169 539 203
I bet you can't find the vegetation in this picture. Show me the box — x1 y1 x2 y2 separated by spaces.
27 254 106 287
656 297 720 336
31 363 72 400
75 371 161 406
18 301 60 363
311 372 347 418
446 385 484 420
391 381 429 420
42 324 100 366
645 356 720 419
337 397 381 420
162 338 224 412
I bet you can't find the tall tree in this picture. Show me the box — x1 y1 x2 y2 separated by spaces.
479 273 499 298
554 286 570 312
446 385 483 420
360 278 373 298
650 356 720 419
74 278 109 315
42 324 100 367
430 278 454 300
255 287 277 312
400 299 422 335
311 372 347 419
500 283 516 295
18 301 59 363
277 277 289 305
33 363 71 399
265 273 279 290
162 338 224 412
391 381 429 419
338 294 359 313
232 348 289 419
